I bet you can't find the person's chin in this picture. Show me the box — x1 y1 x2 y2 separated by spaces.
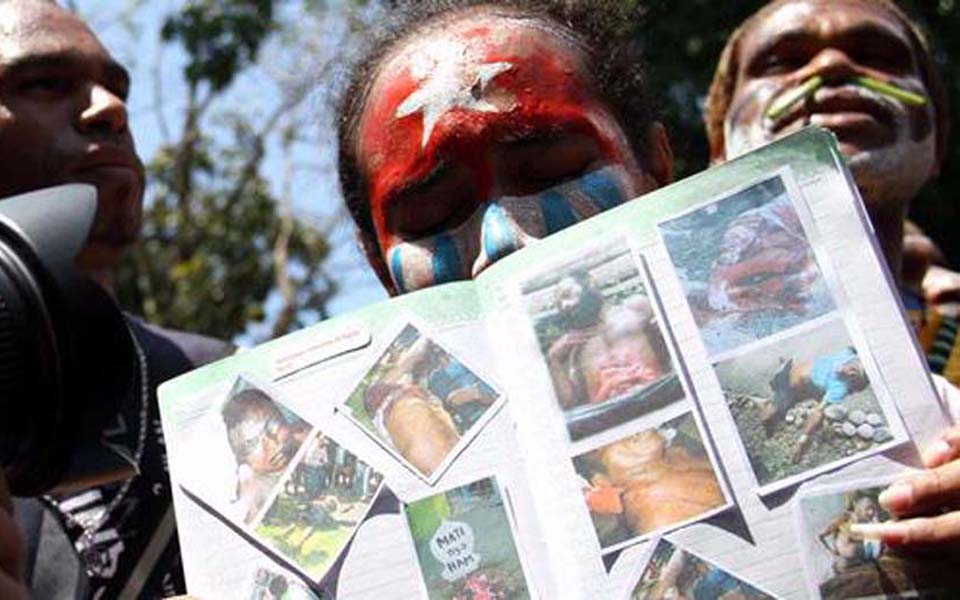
70 166 144 207
76 241 129 278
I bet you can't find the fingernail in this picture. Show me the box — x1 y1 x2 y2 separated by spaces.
879 482 913 512
850 521 908 544
924 439 954 467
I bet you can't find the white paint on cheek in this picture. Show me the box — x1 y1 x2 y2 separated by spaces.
724 87 778 160
832 84 937 209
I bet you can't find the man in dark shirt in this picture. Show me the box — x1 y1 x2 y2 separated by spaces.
0 1 230 597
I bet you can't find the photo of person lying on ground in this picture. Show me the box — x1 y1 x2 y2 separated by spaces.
573 412 726 551
254 431 383 582
521 241 684 440
659 174 834 356
796 480 960 599
342 321 501 481
714 319 903 493
404 476 530 600
629 539 775 600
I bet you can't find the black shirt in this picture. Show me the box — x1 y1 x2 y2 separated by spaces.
14 319 231 599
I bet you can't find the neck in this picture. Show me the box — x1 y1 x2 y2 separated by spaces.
89 269 115 295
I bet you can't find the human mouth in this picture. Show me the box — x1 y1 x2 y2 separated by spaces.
73 145 142 177
770 86 896 145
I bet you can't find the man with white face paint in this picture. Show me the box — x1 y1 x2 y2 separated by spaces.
705 0 960 561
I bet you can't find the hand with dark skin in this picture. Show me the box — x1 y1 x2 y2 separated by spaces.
0 474 28 600
852 426 960 547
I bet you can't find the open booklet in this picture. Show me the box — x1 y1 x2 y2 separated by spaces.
159 128 958 599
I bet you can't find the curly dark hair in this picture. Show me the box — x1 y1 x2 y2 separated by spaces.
336 0 657 291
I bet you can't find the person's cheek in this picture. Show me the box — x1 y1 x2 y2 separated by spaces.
385 208 484 293
385 166 635 291
724 83 778 159
474 165 635 272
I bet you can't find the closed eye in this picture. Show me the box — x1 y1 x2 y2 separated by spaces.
496 131 603 196
386 162 481 239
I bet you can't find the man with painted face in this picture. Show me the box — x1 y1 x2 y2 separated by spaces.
704 0 960 377
0 1 231 597
704 0 960 558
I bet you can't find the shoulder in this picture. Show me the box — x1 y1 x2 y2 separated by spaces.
126 316 234 381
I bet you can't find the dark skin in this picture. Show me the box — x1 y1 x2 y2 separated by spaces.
0 0 144 289
716 0 959 552
0 1 144 591
716 0 938 286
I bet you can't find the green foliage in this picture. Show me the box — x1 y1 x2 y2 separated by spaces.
113 0 341 341
161 0 275 91
635 0 960 264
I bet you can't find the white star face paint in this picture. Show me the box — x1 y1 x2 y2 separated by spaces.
387 165 635 292
394 40 514 149
357 13 653 295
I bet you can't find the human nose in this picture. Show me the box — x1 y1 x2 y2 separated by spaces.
804 48 861 85
78 84 129 136
470 202 537 278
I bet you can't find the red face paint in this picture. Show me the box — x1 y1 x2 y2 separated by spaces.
357 15 643 275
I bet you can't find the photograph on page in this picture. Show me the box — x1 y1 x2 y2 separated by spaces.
518 238 686 441
625 538 777 599
795 476 960 599
713 317 906 495
658 171 835 357
178 375 313 525
340 318 504 483
253 429 384 582
246 565 318 600
572 411 728 553
403 476 532 600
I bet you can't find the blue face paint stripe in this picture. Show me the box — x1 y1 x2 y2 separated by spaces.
389 246 408 293
580 169 624 211
431 233 463 284
482 202 519 262
540 190 579 234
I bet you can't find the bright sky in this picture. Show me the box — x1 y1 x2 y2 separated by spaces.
80 0 388 336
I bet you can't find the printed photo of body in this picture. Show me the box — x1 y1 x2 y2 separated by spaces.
714 320 901 493
629 539 775 599
659 174 834 356
255 431 383 582
797 481 960 599
573 412 726 551
343 321 501 481
520 241 684 440
404 477 530 600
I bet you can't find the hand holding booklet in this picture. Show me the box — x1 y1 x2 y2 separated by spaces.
159 128 960 599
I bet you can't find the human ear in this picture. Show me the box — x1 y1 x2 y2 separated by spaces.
646 122 674 187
